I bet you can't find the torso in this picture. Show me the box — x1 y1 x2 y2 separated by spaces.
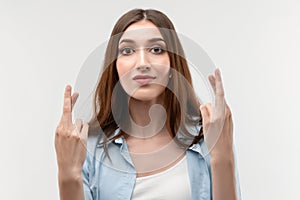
131 154 191 200
124 130 186 178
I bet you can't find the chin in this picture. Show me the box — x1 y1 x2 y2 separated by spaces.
131 95 159 102
129 86 165 102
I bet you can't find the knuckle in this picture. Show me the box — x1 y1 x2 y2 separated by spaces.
205 103 212 110
75 119 83 127
56 124 72 136
205 121 210 127
211 117 221 124
226 111 231 118
55 125 64 135
77 118 83 123
63 106 71 113
217 91 225 97
71 134 81 141
225 106 232 118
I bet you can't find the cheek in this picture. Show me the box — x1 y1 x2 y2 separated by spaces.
116 59 136 96
156 54 170 67
154 56 171 84
116 59 129 78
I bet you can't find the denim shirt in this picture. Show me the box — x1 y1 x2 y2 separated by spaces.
82 127 242 200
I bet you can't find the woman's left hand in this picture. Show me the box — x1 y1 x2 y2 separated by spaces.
199 68 234 161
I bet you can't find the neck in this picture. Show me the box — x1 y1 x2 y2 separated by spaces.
127 95 168 139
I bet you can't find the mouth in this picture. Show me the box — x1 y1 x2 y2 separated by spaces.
133 75 156 85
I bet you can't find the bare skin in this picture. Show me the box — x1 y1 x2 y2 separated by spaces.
124 126 186 178
200 69 237 200
124 69 237 200
116 21 237 199
124 94 186 178
55 85 88 200
54 20 237 199
54 69 237 200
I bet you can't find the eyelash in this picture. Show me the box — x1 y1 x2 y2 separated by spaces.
118 46 166 56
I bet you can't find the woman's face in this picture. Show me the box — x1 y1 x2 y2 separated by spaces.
116 20 171 102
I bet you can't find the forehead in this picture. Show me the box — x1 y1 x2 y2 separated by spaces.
119 20 163 43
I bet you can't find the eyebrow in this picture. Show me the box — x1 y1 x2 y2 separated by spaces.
119 38 166 45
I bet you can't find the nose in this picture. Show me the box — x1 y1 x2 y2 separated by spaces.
136 48 151 71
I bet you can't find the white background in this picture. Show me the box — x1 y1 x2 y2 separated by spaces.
1 0 300 199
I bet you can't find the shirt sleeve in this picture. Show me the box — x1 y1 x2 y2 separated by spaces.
82 153 93 200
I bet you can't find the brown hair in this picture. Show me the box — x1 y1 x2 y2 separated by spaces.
89 8 203 153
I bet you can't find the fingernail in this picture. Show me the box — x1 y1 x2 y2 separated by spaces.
216 68 221 76
66 85 71 91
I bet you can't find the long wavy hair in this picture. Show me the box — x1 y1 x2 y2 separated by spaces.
89 8 203 154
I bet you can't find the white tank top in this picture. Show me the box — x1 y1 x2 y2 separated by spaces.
131 155 191 200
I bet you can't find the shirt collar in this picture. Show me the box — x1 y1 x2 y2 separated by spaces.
97 126 207 157
188 139 208 158
96 127 122 148
112 128 123 144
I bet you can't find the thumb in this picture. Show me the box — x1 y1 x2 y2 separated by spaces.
200 105 209 119
200 105 210 133
71 93 79 108
80 123 89 142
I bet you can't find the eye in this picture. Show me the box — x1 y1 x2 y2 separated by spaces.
150 46 165 54
119 47 135 55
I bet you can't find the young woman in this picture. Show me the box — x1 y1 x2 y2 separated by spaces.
55 8 242 200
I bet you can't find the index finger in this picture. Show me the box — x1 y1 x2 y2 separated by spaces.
61 85 73 125
214 69 226 110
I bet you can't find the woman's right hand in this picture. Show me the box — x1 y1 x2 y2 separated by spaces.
55 85 89 182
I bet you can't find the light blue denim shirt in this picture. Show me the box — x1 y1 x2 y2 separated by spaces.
82 127 242 200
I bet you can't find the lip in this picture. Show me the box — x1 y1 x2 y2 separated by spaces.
133 75 156 85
